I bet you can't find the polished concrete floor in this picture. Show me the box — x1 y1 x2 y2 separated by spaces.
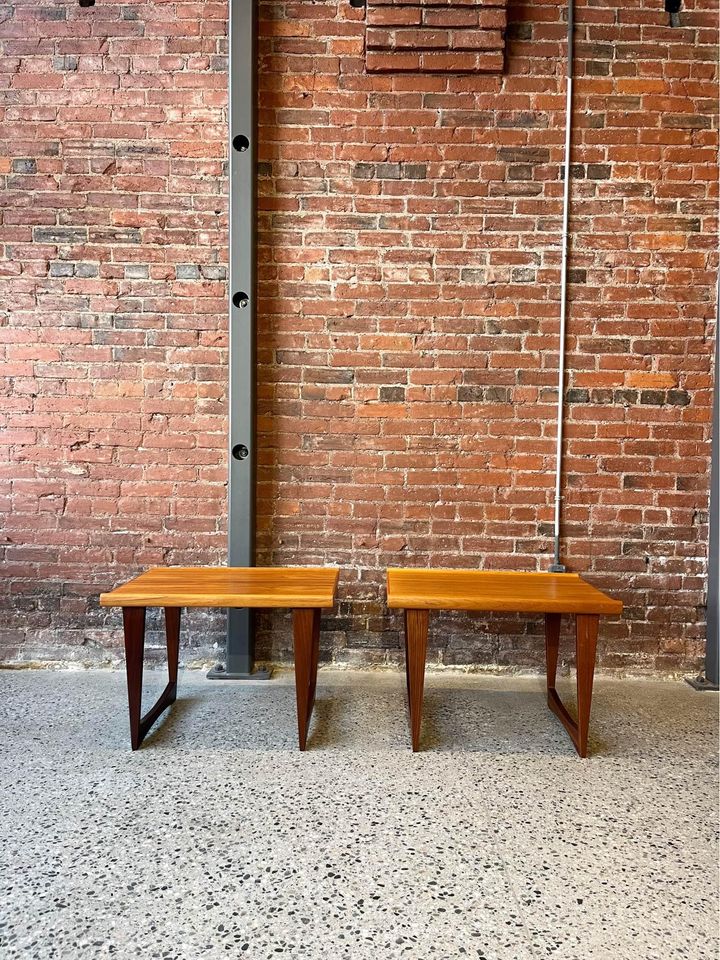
0 668 717 960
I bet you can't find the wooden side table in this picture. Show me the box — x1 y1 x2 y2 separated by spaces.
387 569 623 756
100 566 339 751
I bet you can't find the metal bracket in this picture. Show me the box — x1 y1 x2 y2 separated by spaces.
684 674 720 692
207 664 272 680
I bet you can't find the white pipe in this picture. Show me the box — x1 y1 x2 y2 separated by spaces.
551 0 574 572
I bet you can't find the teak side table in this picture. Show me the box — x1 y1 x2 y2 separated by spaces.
100 566 340 751
387 568 623 756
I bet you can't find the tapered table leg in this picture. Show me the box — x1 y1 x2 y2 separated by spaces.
545 612 600 758
404 609 429 752
123 607 146 751
545 612 561 692
293 608 321 750
165 606 181 700
403 610 411 702
575 614 599 758
122 605 182 751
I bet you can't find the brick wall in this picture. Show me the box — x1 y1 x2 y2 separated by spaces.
1 0 717 674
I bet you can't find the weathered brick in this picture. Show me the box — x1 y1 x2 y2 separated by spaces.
352 163 376 180
497 147 550 164
124 264 149 279
666 390 691 407
587 163 612 179
640 390 667 406
379 387 405 401
402 163 427 180
53 55 79 71
49 262 74 278
375 163 402 179
33 226 88 244
12 159 37 174
176 264 201 279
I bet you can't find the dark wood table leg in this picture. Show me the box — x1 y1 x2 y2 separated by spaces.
405 609 429 752
122 605 182 751
403 610 411 702
545 611 599 758
165 606 181 702
575 613 599 757
545 612 561 692
123 606 146 750
293 607 321 751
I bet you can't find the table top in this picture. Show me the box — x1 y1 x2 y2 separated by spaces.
386 569 622 616
100 567 340 609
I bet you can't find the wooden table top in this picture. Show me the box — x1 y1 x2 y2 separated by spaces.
386 569 622 616
100 566 340 609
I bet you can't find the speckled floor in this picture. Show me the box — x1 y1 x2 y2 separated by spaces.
0 669 717 960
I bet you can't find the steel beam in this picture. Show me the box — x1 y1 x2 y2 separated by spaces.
208 0 269 680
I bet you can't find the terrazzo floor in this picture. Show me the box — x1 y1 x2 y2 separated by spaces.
0 668 717 960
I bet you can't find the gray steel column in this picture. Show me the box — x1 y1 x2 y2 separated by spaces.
209 0 268 679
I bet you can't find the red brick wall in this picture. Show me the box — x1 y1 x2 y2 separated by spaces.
1 0 717 673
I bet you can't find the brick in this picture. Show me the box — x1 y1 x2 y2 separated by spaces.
368 7 422 27
124 264 149 279
640 390 667 406
566 389 590 404
626 372 677 389
379 387 405 401
352 163 376 179
666 390 691 407
365 51 422 72
53 55 79 71
49 262 74 278
33 226 88 244
176 264 201 279
587 163 612 179
457 386 485 402
497 147 550 163
662 114 712 129
402 164 427 179
12 159 37 174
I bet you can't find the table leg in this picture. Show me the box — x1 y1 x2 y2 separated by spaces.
403 610 410 702
293 607 321 750
545 612 561 691
123 607 146 751
165 606 181 700
122 605 181 751
545 612 599 758
576 613 599 757
405 609 429 752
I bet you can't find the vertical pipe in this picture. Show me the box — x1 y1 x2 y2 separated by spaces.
550 0 574 573
705 279 719 686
